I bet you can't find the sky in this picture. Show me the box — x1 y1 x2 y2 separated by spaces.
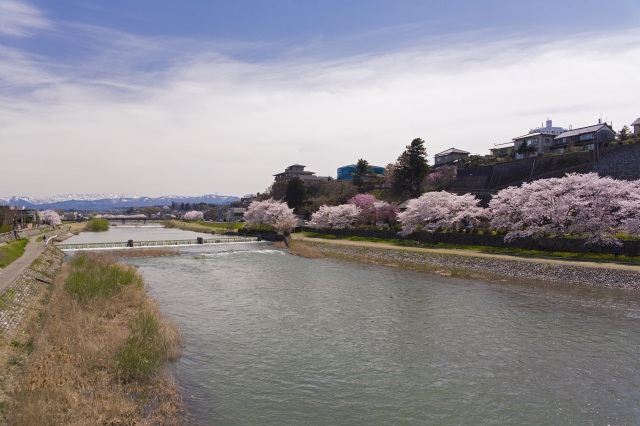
2 0 640 198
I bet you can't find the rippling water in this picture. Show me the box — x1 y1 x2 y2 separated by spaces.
122 241 640 425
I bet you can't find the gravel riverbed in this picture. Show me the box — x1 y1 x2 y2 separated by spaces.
304 241 640 290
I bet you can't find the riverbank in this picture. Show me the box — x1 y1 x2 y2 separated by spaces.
293 237 640 290
0 245 64 424
0 248 185 424
164 220 236 235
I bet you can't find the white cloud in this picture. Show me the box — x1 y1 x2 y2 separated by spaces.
1 25 640 198
0 0 50 37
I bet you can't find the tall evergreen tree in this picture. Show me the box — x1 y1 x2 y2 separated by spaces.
353 158 372 192
285 177 306 212
392 138 430 199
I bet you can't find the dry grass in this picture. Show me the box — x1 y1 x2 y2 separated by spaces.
276 240 325 258
6 253 185 425
164 220 223 234
111 248 181 258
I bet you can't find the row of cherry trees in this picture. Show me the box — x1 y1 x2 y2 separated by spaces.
305 173 640 246
244 173 640 246
307 194 399 229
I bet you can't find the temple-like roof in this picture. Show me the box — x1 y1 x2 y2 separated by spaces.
434 147 470 157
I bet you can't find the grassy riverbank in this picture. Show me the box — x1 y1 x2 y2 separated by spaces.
301 232 640 264
164 219 241 234
4 252 184 424
0 239 28 269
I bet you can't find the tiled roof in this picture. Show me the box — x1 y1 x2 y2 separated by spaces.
632 117 640 126
556 123 611 139
490 142 514 150
513 131 556 140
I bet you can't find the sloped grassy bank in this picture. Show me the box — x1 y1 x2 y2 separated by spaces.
6 252 184 425
295 240 640 290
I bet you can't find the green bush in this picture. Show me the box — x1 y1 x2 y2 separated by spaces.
64 253 142 301
116 311 163 382
85 218 109 232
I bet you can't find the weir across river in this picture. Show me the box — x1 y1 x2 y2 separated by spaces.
55 236 260 251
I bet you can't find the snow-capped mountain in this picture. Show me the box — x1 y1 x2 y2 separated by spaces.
0 193 241 210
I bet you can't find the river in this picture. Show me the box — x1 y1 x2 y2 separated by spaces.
64 227 640 425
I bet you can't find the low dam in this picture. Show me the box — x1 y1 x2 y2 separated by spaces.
56 236 260 251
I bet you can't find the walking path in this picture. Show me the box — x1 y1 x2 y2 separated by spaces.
292 234 640 273
0 235 50 295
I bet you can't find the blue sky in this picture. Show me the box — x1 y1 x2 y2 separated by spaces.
2 0 640 198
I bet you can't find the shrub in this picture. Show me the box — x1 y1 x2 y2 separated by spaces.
64 253 142 301
85 218 109 232
116 310 163 381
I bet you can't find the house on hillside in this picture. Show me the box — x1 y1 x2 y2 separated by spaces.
273 164 330 185
550 120 616 154
513 119 566 159
489 141 515 160
337 164 385 180
632 117 640 136
433 148 470 168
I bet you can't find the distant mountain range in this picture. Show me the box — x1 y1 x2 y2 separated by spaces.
0 193 241 210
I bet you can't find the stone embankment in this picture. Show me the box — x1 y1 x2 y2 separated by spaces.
0 246 63 338
304 242 640 290
595 142 640 181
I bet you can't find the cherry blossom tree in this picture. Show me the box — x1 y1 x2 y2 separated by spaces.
347 193 377 210
306 204 361 229
490 173 640 246
244 199 298 233
183 210 204 221
41 209 62 226
424 165 457 190
347 194 377 225
397 191 488 236
347 194 398 226
373 201 399 226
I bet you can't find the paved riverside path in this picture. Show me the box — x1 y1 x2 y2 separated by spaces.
0 235 48 295
292 234 640 273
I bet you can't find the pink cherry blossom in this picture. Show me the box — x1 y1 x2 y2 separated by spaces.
244 199 298 233
307 204 361 229
397 191 487 236
41 209 62 225
183 210 204 221
490 173 640 246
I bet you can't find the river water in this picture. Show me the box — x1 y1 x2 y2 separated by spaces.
65 227 640 425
